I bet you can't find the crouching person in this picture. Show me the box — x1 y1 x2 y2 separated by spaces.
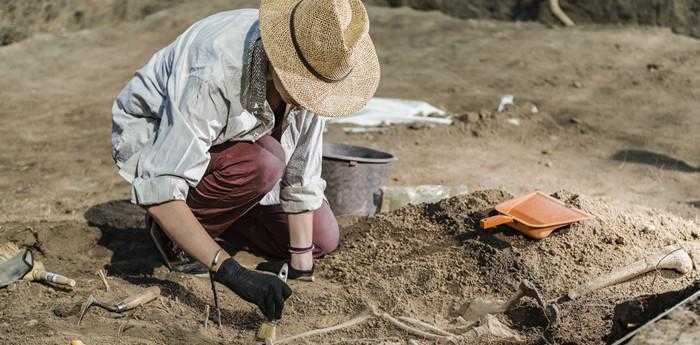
110 0 380 322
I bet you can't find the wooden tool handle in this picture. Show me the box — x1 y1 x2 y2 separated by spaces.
116 286 161 312
480 215 514 229
567 246 693 300
36 271 76 287
257 322 277 341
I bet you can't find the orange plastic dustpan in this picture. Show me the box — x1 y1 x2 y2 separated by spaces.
480 192 592 239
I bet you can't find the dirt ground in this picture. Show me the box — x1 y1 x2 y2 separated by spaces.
615 281 700 345
367 0 700 39
1 0 699 344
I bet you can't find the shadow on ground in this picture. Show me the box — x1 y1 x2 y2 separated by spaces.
612 149 698 172
123 275 262 330
84 200 162 275
606 280 700 343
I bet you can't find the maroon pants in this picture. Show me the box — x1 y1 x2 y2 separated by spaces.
186 135 339 259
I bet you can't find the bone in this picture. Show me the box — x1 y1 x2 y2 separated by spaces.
566 244 694 300
96 269 110 291
549 0 575 27
379 312 457 343
460 280 544 322
272 310 373 345
397 316 456 337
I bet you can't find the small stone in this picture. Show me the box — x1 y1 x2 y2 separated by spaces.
459 112 480 123
641 224 656 233
408 122 433 130
572 81 583 88
545 161 553 168
507 118 521 126
479 110 493 119
615 237 626 245
23 320 38 328
570 117 581 124
530 105 539 114
541 149 550 155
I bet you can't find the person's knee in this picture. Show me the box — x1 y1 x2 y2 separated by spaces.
315 233 339 256
313 205 340 256
252 147 284 195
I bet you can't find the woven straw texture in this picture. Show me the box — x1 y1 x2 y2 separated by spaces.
260 0 380 117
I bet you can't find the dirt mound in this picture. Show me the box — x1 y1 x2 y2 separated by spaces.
319 189 700 343
0 191 698 344
366 0 700 38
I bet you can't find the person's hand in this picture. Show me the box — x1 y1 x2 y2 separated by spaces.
213 258 292 321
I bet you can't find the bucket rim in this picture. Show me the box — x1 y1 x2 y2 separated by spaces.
322 143 396 164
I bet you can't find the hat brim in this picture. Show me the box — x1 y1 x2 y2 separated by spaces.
260 0 380 117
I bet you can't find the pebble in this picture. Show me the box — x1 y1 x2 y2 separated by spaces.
23 320 38 328
545 161 553 168
460 112 480 123
507 118 521 126
641 224 657 233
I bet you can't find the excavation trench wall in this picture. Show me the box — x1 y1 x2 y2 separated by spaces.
0 0 184 46
4 0 700 46
366 0 700 38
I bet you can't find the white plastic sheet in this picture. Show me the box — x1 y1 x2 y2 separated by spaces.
329 97 452 127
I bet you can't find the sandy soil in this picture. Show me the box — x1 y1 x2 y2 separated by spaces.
1 1 699 344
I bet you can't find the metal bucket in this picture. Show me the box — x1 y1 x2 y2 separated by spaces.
322 143 396 216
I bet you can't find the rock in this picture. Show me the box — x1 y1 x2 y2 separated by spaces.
408 122 434 130
22 319 38 327
641 224 657 233
458 112 480 124
572 81 583 88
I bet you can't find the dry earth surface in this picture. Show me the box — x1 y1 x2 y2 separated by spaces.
1 1 699 344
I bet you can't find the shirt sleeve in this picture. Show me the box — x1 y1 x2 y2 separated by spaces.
130 75 228 205
279 113 327 213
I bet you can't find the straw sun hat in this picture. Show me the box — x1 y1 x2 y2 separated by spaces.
260 0 380 117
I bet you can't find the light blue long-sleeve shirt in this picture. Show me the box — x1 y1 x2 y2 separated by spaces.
111 9 326 213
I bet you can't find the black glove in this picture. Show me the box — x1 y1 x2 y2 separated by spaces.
213 258 292 321
256 260 314 281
